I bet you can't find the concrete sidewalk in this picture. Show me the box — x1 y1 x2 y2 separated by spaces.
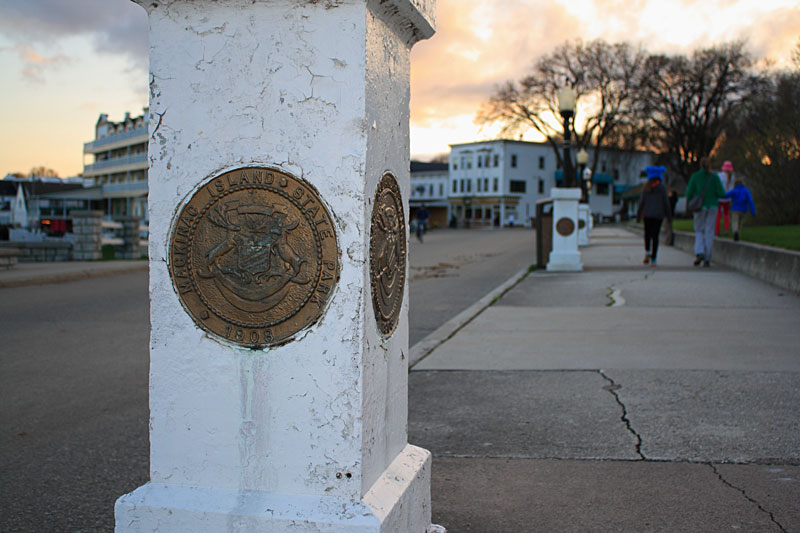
0 259 147 288
410 226 800 532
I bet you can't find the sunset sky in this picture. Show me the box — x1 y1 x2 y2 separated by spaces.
0 0 798 177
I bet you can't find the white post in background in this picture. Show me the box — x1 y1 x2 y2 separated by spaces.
116 1 438 531
547 187 583 271
577 203 590 246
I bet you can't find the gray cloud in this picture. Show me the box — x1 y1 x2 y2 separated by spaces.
0 0 148 70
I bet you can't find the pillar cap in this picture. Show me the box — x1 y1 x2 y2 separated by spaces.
550 187 582 200
131 0 436 44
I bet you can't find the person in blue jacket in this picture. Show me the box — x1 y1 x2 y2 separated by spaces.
724 179 756 241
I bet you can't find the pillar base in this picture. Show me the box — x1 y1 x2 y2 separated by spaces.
116 445 437 533
546 251 583 272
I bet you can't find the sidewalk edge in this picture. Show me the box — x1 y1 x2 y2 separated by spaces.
409 266 531 369
0 263 148 289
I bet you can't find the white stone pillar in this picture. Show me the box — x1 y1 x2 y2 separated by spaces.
547 187 582 271
116 1 437 531
577 203 590 246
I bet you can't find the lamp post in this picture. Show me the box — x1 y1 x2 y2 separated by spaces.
558 87 577 188
577 148 589 202
547 86 583 271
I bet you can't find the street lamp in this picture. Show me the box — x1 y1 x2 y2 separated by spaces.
576 148 589 202
558 87 577 188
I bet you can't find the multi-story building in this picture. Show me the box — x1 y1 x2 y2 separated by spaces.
82 110 149 221
449 140 655 227
409 161 449 228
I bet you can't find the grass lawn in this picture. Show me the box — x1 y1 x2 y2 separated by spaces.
671 219 800 251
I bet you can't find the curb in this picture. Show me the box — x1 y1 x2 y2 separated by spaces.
0 263 148 289
409 266 531 369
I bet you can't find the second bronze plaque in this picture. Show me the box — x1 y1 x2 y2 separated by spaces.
370 172 406 337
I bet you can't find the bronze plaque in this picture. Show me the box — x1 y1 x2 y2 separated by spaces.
369 172 406 337
556 217 575 237
169 167 339 348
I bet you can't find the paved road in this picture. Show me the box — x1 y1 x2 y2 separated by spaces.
409 228 535 346
0 228 534 532
0 273 150 532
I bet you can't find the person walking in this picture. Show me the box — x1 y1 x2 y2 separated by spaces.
415 205 430 242
724 179 756 241
636 166 672 266
715 160 735 235
686 157 726 267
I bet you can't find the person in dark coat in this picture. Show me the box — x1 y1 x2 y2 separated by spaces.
636 166 672 266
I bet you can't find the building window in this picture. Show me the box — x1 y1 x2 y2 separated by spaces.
439 183 444 196
493 154 499 167
477 157 482 168
596 183 610 195
511 154 517 168
510 180 526 193
483 178 489 192
477 179 482 192
485 155 491 167
467 157 472 169
460 179 465 193
452 180 457 193
601 161 607 172
429 184 434 196
453 160 457 170
466 179 472 193
493 178 498 192
539 156 545 169
538 179 544 194
475 208 483 219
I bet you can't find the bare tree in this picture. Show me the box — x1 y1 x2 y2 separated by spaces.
715 71 800 224
476 40 647 176
28 166 59 178
636 41 757 183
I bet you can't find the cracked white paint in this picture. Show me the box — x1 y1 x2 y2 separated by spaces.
117 0 436 531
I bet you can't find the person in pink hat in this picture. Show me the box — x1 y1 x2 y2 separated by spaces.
716 160 735 235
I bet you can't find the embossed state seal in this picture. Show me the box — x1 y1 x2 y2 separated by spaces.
169 167 339 348
369 172 406 337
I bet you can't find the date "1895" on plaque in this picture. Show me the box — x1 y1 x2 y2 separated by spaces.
223 325 274 344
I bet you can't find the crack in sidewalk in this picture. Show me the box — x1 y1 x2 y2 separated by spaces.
598 370 646 460
709 463 787 532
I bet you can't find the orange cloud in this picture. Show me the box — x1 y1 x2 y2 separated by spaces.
409 0 800 159
4 44 69 82
410 0 579 128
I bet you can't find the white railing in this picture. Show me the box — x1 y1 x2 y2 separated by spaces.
101 219 149 249
83 127 147 151
101 219 123 246
84 153 147 173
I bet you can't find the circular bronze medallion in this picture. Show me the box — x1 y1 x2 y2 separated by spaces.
556 217 575 237
578 219 586 230
369 172 406 337
168 167 339 348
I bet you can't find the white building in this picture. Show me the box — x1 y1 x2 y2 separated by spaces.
448 140 656 227
409 161 449 228
82 110 149 221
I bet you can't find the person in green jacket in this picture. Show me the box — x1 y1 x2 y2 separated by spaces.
685 157 726 267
